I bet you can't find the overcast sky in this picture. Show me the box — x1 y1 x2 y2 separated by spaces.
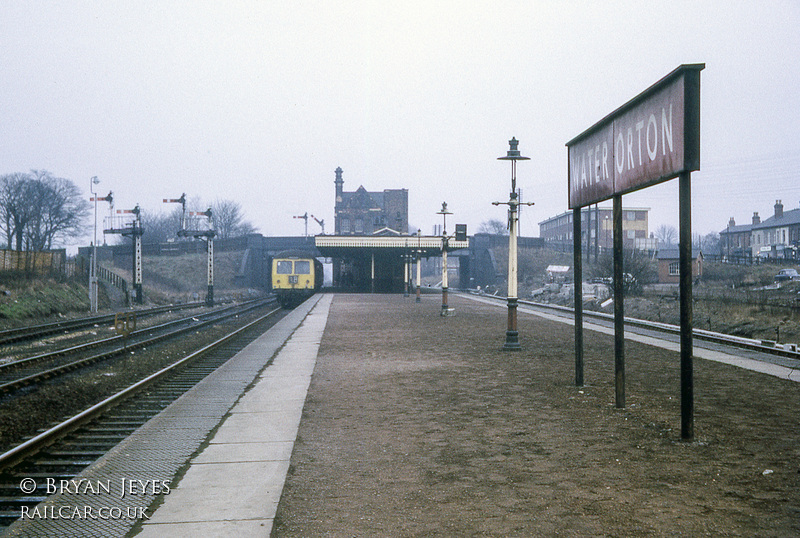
2 1 799 245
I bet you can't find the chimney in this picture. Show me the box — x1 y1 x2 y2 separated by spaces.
728 217 736 228
774 199 783 219
752 212 760 225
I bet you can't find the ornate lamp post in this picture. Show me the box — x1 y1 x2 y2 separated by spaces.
494 138 532 350
437 202 453 316
416 229 422 303
404 238 410 297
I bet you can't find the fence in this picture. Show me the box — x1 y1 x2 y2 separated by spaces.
0 249 66 276
97 264 128 294
704 253 799 265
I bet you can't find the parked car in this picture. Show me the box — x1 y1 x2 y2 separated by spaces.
774 268 800 282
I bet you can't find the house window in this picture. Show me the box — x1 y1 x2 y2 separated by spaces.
355 219 363 233
626 211 636 221
341 218 350 233
627 230 635 239
668 261 679 276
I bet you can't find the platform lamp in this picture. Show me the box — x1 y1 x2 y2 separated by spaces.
416 229 422 303
404 237 410 297
494 137 533 350
437 202 453 316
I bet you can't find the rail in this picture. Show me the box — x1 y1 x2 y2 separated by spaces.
0 302 282 471
465 291 800 361
0 302 206 345
0 299 274 393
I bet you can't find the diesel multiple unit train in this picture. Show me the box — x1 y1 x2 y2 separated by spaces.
271 251 324 307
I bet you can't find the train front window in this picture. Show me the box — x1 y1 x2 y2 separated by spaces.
276 260 293 274
294 261 311 274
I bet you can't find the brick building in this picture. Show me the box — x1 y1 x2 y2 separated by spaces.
750 200 800 259
333 167 408 236
656 247 703 284
718 215 755 261
720 200 800 261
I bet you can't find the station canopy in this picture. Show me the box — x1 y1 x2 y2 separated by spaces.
315 235 469 258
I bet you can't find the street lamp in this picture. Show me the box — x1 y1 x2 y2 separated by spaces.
89 176 100 313
416 229 422 303
404 238 410 297
494 138 533 350
437 202 453 316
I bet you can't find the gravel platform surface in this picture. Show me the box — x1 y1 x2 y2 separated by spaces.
273 293 799 537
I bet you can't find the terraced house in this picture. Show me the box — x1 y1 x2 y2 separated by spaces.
752 200 800 259
721 200 800 261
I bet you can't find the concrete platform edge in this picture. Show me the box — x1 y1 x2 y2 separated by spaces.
3 294 329 538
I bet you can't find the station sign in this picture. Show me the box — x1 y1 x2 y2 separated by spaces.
567 64 703 208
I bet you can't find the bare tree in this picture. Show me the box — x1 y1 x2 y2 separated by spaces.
477 219 508 235
696 231 719 254
25 171 90 250
0 171 89 250
654 224 677 247
211 199 257 239
137 208 182 244
590 249 657 295
0 173 31 249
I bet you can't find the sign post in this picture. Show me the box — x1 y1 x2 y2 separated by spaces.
566 64 703 438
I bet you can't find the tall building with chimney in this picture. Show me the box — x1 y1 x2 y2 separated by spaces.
333 167 409 235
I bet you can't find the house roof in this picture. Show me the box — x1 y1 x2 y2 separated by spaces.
341 185 382 210
752 207 800 230
719 223 753 235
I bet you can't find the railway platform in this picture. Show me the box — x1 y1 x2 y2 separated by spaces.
4 292 800 536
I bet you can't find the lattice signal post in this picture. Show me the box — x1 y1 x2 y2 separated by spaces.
104 205 145 305
89 179 113 313
164 195 216 306
186 210 216 306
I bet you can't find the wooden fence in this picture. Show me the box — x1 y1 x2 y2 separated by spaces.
0 249 66 276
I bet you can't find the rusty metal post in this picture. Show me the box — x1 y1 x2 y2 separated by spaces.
679 171 694 440
613 194 625 408
573 207 584 386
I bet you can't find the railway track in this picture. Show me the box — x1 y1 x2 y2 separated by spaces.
0 302 207 347
0 301 286 528
0 299 269 395
464 291 800 365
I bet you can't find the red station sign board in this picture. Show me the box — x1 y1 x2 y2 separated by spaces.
567 64 703 209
